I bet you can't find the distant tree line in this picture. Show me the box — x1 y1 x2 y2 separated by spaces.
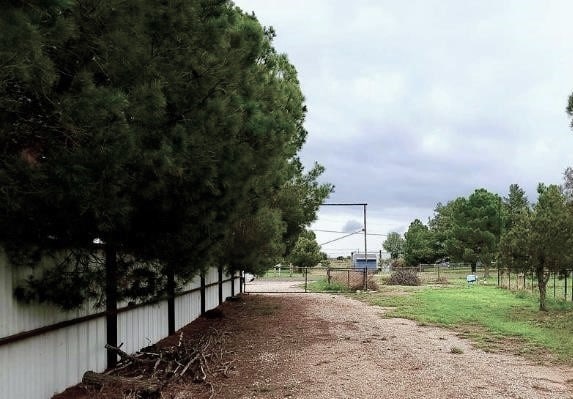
0 0 332 309
383 179 573 311
383 89 573 311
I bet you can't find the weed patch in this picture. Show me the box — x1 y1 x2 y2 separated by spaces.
450 346 464 354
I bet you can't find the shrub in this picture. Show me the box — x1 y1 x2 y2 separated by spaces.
386 269 421 286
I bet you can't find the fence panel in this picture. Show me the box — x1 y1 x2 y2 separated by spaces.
0 315 107 399
222 278 233 300
175 278 202 331
0 254 240 399
0 250 99 338
117 301 169 355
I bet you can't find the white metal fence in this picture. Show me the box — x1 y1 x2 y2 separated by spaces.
0 250 241 399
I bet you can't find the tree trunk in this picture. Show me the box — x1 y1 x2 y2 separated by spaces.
484 261 490 279
536 266 549 311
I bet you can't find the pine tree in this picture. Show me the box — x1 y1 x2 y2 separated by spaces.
0 0 332 308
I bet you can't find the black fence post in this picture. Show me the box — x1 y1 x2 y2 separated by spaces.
167 268 175 335
200 274 206 315
363 267 367 290
304 268 308 292
105 244 118 369
218 266 223 305
231 271 235 297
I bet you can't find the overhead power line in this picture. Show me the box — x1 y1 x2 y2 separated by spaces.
319 229 363 246
313 229 387 237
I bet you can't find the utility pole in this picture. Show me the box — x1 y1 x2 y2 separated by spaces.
363 203 367 262
363 203 368 290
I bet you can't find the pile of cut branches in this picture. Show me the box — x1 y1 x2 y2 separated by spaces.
82 328 234 398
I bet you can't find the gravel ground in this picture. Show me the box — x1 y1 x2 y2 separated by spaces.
54 292 573 399
279 294 573 399
244 279 305 293
217 293 573 399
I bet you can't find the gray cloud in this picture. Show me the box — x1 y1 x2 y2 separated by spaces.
342 220 363 233
237 0 573 254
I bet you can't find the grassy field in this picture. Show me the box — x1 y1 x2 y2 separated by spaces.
353 284 573 365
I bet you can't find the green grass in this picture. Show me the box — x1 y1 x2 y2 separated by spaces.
353 285 573 364
306 278 351 293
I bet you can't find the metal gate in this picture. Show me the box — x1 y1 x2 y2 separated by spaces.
244 267 372 294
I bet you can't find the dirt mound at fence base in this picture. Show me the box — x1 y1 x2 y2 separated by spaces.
53 295 324 399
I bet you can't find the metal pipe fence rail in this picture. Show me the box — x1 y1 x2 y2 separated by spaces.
406 265 573 302
245 266 375 293
497 268 573 302
403 264 490 284
247 265 573 303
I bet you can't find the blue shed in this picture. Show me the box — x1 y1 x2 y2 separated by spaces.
351 252 378 270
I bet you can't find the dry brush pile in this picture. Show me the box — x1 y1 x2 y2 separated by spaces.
80 327 234 399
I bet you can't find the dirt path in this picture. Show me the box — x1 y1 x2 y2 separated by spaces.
205 293 573 399
56 293 573 398
244 279 305 293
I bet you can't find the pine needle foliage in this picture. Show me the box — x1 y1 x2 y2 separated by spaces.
0 0 332 308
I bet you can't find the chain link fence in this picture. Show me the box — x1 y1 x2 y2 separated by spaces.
245 266 376 293
247 264 573 302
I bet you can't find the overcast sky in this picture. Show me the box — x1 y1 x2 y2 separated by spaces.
234 0 573 257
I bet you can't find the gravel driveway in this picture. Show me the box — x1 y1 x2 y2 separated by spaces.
212 293 573 399
55 293 573 398
244 279 305 293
